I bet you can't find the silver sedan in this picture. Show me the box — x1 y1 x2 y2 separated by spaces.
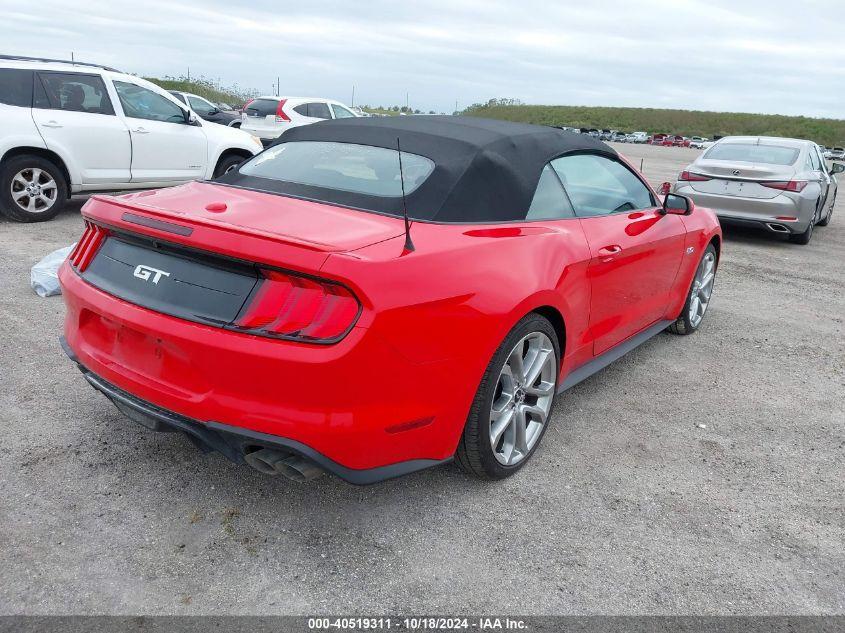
673 136 842 244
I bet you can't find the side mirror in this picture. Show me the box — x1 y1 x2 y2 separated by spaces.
186 111 201 126
207 108 220 116
831 162 845 175
658 181 672 196
663 193 694 216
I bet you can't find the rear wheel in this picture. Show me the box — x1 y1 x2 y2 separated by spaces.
0 155 68 223
669 244 717 335
213 154 245 178
456 314 560 479
788 216 815 245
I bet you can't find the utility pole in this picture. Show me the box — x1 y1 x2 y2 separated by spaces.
277 77 280 97
187 67 190 82
405 92 409 111
351 85 355 107
71 51 74 62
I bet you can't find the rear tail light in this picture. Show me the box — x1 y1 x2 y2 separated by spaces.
275 99 290 123
679 170 711 182
68 221 109 272
759 180 808 193
234 269 360 343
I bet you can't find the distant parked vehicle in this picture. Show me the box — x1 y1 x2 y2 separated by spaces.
240 96 359 143
598 129 614 141
610 131 629 142
651 134 668 145
627 131 648 143
830 147 845 160
583 129 600 138
673 136 841 245
168 91 241 128
689 136 710 149
0 55 262 222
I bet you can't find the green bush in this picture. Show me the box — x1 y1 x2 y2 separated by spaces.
462 104 845 147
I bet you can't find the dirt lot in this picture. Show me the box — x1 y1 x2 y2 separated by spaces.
1 143 842 615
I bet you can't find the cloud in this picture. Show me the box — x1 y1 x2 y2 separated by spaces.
1 0 843 118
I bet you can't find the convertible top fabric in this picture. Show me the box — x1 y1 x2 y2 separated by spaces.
216 116 617 222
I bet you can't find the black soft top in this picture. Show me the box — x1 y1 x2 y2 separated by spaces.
218 115 616 222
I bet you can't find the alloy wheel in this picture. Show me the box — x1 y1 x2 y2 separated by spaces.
689 251 716 328
10 168 58 214
489 332 557 466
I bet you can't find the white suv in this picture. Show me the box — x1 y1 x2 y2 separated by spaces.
0 56 263 222
240 96 359 142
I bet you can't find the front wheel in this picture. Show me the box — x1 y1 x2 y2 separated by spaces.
669 244 717 335
817 193 834 227
456 314 560 479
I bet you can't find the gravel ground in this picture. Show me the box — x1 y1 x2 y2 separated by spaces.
0 143 842 615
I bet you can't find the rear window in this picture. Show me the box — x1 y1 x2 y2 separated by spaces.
238 141 435 197
245 98 279 117
0 69 33 107
704 143 800 166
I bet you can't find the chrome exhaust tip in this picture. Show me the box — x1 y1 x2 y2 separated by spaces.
244 448 324 482
766 223 790 233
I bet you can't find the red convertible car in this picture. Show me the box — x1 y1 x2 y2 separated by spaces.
59 117 721 484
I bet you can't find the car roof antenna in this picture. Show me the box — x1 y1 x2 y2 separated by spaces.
396 137 415 253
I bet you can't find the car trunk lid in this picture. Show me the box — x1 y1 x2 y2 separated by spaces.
686 160 797 199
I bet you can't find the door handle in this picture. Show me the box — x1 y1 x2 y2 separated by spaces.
598 245 623 256
132 127 150 134
41 120 62 128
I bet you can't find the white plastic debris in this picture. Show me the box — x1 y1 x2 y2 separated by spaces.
696 423 708 430
30 244 75 297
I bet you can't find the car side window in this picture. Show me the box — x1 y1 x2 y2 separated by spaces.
170 92 187 105
0 69 34 107
35 72 115 115
331 104 356 119
526 165 575 220
551 154 654 217
187 95 215 115
809 148 822 171
305 102 331 120
114 81 186 123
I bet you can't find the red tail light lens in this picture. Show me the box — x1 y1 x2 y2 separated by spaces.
760 180 808 193
679 170 711 182
68 221 109 272
275 99 290 123
234 270 360 343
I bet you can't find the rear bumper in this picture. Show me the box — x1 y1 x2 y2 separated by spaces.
59 263 468 473
61 337 450 484
673 183 813 233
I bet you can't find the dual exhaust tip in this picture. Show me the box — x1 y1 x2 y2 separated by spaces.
244 447 324 482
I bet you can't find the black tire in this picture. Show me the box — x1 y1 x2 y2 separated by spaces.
230 121 242 129
213 154 245 178
817 193 834 227
669 243 717 335
0 155 68 223
455 313 560 479
788 217 814 245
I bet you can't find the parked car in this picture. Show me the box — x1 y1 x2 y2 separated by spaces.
598 129 614 141
240 96 359 142
610 131 629 143
673 136 841 244
0 55 262 222
650 134 668 145
689 136 710 149
627 132 649 143
168 91 241 127
830 147 845 160
59 116 721 483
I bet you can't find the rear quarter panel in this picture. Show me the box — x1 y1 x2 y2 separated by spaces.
320 219 594 451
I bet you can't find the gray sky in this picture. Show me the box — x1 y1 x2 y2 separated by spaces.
3 0 844 117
